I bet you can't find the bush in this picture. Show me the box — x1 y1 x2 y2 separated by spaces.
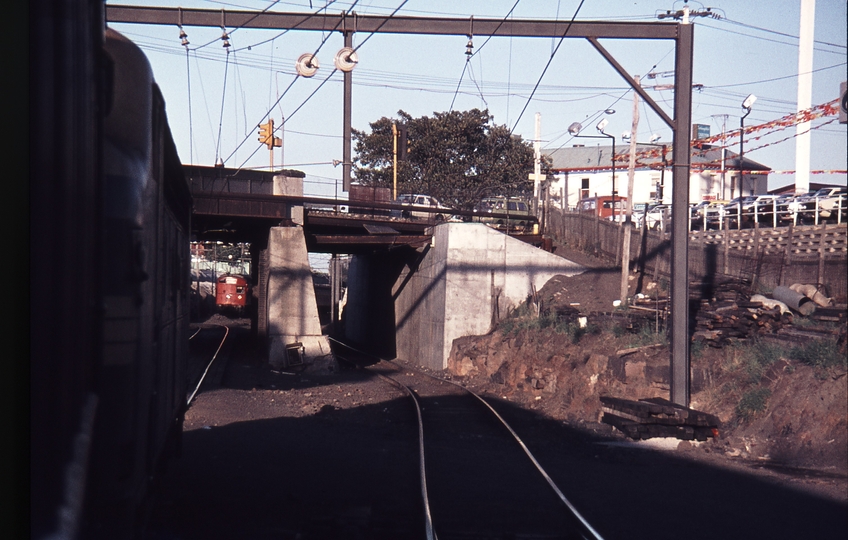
736 387 771 420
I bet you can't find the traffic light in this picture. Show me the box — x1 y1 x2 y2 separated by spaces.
398 123 408 161
258 119 274 148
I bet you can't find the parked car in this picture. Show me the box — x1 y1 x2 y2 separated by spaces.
474 196 534 231
391 193 453 221
577 195 628 222
691 199 730 229
633 203 670 230
810 187 847 221
735 194 782 226
778 187 847 224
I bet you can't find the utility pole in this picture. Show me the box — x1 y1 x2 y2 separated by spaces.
621 76 640 306
392 122 398 200
532 113 544 218
711 114 728 199
795 0 815 195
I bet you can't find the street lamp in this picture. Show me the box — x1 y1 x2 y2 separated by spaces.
738 94 756 198
569 119 618 221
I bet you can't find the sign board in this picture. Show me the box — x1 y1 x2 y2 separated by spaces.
692 123 710 140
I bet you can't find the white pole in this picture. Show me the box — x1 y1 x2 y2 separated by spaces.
621 76 639 305
534 112 542 215
795 0 815 195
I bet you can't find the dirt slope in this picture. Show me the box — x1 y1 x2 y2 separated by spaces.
445 238 848 498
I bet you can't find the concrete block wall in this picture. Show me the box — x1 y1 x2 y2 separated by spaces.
394 223 586 371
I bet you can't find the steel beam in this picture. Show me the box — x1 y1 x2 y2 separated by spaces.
106 6 679 39
670 23 693 407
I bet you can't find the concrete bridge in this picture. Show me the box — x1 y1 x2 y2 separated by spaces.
187 165 586 369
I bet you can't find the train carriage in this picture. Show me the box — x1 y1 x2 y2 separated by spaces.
216 274 251 314
30 16 191 540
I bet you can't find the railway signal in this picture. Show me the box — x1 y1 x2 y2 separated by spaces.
258 119 282 169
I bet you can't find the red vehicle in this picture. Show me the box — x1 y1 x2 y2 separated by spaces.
577 195 628 221
216 274 251 313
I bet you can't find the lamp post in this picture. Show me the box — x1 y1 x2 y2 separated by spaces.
596 119 617 222
738 94 756 198
568 119 617 221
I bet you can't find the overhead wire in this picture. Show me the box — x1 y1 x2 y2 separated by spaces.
509 0 586 135
224 0 358 167
232 0 410 170
449 0 522 112
717 16 846 50
697 21 846 56
214 46 232 166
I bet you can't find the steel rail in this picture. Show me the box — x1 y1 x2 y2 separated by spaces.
186 324 230 406
329 336 604 540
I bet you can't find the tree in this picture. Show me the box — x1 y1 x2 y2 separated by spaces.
352 109 550 209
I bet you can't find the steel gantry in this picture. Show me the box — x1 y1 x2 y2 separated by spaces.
106 4 695 407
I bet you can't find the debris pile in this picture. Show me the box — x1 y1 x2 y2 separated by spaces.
600 396 720 441
691 280 845 348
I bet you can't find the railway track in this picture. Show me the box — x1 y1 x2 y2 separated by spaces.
333 340 603 540
186 323 232 405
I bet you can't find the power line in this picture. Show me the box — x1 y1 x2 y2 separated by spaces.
223 1 358 167
449 0 521 112
699 21 847 55
719 16 847 50
510 0 586 135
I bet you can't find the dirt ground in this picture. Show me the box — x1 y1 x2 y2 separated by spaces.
444 237 848 501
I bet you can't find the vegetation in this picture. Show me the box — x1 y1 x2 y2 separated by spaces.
352 108 550 209
715 337 846 421
790 338 846 370
735 387 772 420
497 304 599 344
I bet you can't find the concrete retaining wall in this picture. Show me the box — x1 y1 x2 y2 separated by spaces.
394 223 585 370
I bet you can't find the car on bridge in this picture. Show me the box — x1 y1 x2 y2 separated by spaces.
391 193 455 221
474 196 534 232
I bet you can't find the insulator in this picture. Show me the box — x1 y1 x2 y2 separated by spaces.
465 37 474 56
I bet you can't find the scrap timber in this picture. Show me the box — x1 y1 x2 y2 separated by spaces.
600 396 720 441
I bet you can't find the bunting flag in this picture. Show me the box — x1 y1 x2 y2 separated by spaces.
613 99 842 173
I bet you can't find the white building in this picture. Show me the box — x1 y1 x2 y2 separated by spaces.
544 143 771 210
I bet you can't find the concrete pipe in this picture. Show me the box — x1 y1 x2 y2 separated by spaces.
772 286 816 316
788 283 832 307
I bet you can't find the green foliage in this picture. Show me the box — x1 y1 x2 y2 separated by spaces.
630 323 667 347
736 387 771 420
690 339 706 359
352 108 550 209
497 304 595 344
790 339 845 370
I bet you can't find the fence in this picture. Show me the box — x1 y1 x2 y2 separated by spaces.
547 208 848 301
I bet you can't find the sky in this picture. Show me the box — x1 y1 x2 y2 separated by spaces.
107 0 847 201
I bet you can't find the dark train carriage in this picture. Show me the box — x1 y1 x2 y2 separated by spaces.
216 274 251 313
30 14 191 540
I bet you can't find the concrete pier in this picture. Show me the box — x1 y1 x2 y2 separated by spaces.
344 223 586 371
266 226 330 367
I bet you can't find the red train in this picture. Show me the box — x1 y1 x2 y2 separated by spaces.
216 274 251 314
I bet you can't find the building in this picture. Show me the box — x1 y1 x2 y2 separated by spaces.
544 143 771 210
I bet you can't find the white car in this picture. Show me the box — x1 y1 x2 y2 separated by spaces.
633 203 670 230
392 194 453 221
